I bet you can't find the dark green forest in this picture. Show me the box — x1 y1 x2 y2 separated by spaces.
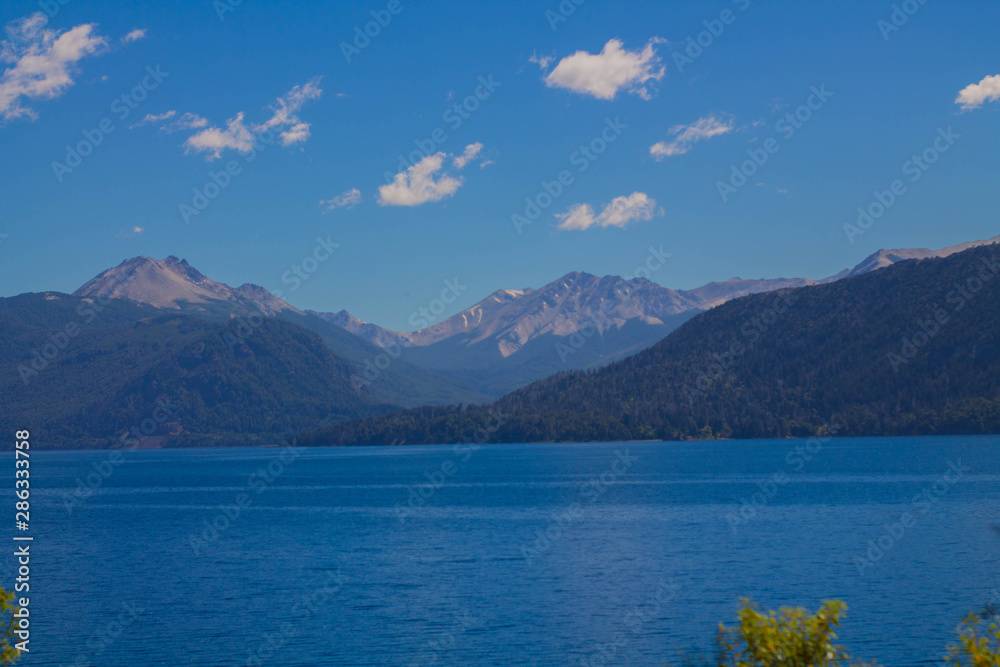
0 294 392 448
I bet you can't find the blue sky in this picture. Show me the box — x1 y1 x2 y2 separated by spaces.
0 0 998 330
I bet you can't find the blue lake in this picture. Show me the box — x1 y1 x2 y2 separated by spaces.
7 436 1000 665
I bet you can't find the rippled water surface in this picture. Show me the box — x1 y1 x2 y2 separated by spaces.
7 436 1000 665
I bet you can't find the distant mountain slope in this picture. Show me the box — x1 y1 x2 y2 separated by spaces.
318 273 700 351
315 235 1000 397
0 293 391 448
74 255 297 316
72 256 488 407
839 234 1000 278
310 310 414 348
302 242 1000 446
278 309 492 407
313 272 706 396
676 277 817 308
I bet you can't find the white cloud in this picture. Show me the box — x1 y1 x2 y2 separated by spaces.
650 113 735 159
131 110 175 127
131 110 209 132
529 51 554 70
184 112 255 158
955 74 1000 110
320 187 361 212
280 121 310 146
183 77 322 159
556 192 660 231
453 142 483 169
0 13 108 122
554 203 597 231
595 192 659 228
168 112 208 132
544 38 665 101
121 29 146 44
256 78 322 132
378 153 463 207
117 225 144 238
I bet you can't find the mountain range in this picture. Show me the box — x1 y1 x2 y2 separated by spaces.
310 233 1000 396
2 234 997 448
303 240 1000 446
71 255 489 409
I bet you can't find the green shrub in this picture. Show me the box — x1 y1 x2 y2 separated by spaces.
947 614 1000 666
717 599 874 666
0 588 19 665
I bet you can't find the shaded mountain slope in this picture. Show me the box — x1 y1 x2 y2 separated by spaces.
73 256 487 407
0 293 391 448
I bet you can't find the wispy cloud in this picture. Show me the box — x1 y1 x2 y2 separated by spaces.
378 143 483 207
650 113 735 159
320 187 361 212
453 142 483 169
131 110 176 128
121 28 146 44
166 112 208 132
544 38 665 101
180 77 323 159
129 110 209 132
529 51 554 70
0 13 108 122
116 225 144 238
956 74 1000 110
556 192 660 231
